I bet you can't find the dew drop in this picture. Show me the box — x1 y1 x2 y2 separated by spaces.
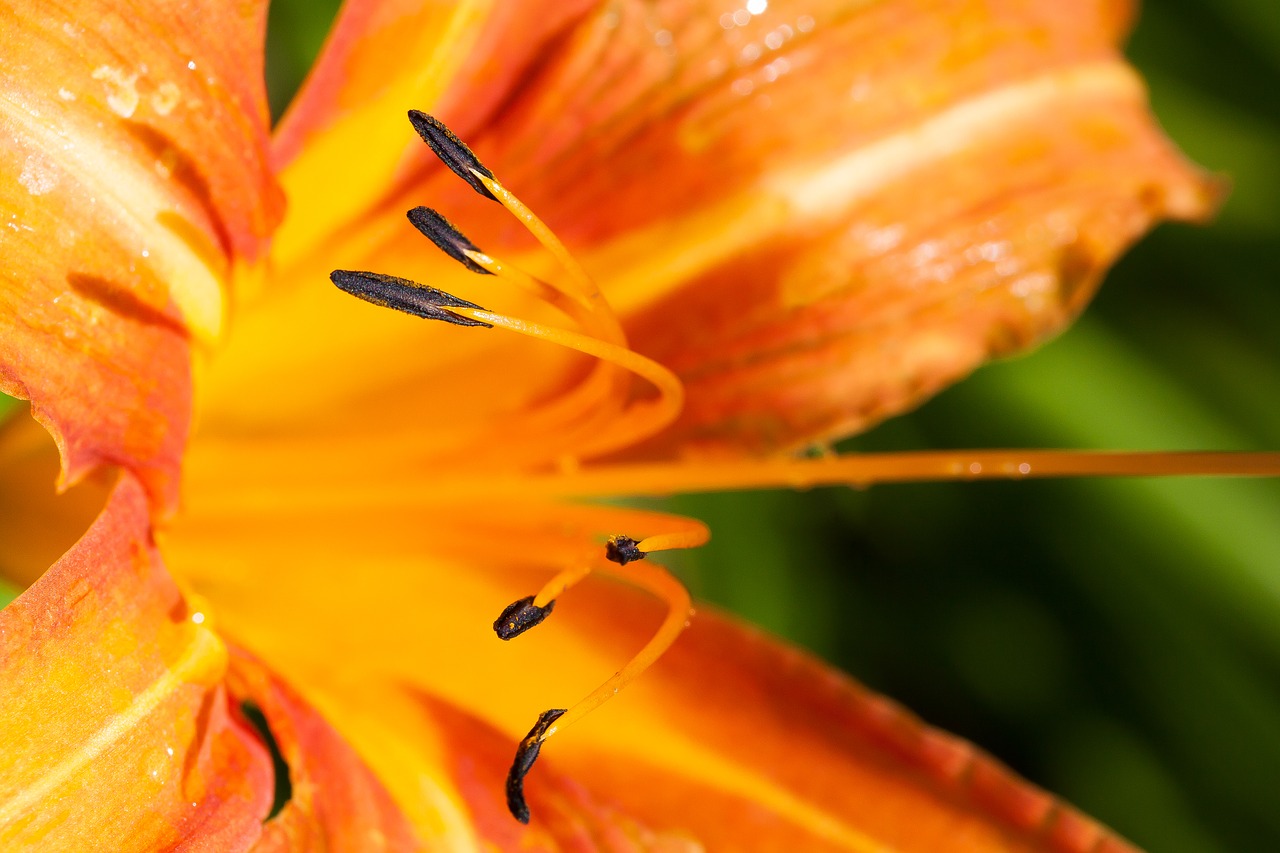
18 153 58 196
150 82 181 116
92 65 140 118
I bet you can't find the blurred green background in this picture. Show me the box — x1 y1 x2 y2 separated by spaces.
2 2 1275 851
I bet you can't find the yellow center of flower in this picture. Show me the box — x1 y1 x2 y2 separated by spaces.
328 110 717 823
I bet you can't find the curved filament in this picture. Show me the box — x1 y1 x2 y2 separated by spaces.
446 306 685 457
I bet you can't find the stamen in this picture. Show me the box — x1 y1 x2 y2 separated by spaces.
453 248 638 458
471 171 604 312
407 110 497 201
493 595 556 640
406 207 492 276
605 535 645 565
531 563 593 609
405 111 649 463
506 708 566 824
503 523 707 823
550 538 699 729
460 248 603 336
405 112 621 335
329 269 492 327
444 306 684 454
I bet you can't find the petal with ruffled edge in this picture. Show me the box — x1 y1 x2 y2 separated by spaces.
0 473 273 850
0 0 281 510
164 497 1138 850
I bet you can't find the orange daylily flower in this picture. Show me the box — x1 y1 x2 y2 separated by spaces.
1 0 1265 850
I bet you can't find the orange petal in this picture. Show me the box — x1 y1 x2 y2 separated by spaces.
411 0 1221 457
164 497 1137 850
0 473 273 850
0 0 281 509
217 0 1218 488
556 600 1140 852
225 649 421 853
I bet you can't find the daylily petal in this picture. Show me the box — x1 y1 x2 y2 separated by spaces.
201 0 1217 486
556 603 1138 852
0 473 273 850
409 0 1222 457
165 498 1136 850
225 650 421 853
0 0 281 509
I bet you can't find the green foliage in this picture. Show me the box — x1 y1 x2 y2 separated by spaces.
265 0 345 120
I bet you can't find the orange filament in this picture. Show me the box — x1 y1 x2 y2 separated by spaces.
637 522 711 554
537 535 701 743
531 563 593 609
191 449 1280 516
473 170 621 339
518 449 1280 496
460 248 632 440
457 173 644 461
463 249 600 337
428 448 1280 501
446 305 685 456
530 518 709 609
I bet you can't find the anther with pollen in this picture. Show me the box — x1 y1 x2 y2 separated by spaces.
605 535 646 565
492 596 556 641
407 109 498 201
329 269 492 327
406 207 493 276
506 708 566 825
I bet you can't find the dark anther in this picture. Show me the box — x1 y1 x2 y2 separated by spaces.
407 207 493 276
407 110 498 201
506 708 566 824
493 595 556 640
605 535 646 565
330 269 492 327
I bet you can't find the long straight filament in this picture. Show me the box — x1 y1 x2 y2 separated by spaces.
192 450 1280 516
439 449 1280 501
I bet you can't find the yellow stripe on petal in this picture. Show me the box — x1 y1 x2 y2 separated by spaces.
0 628 227 829
271 0 497 274
0 475 273 851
